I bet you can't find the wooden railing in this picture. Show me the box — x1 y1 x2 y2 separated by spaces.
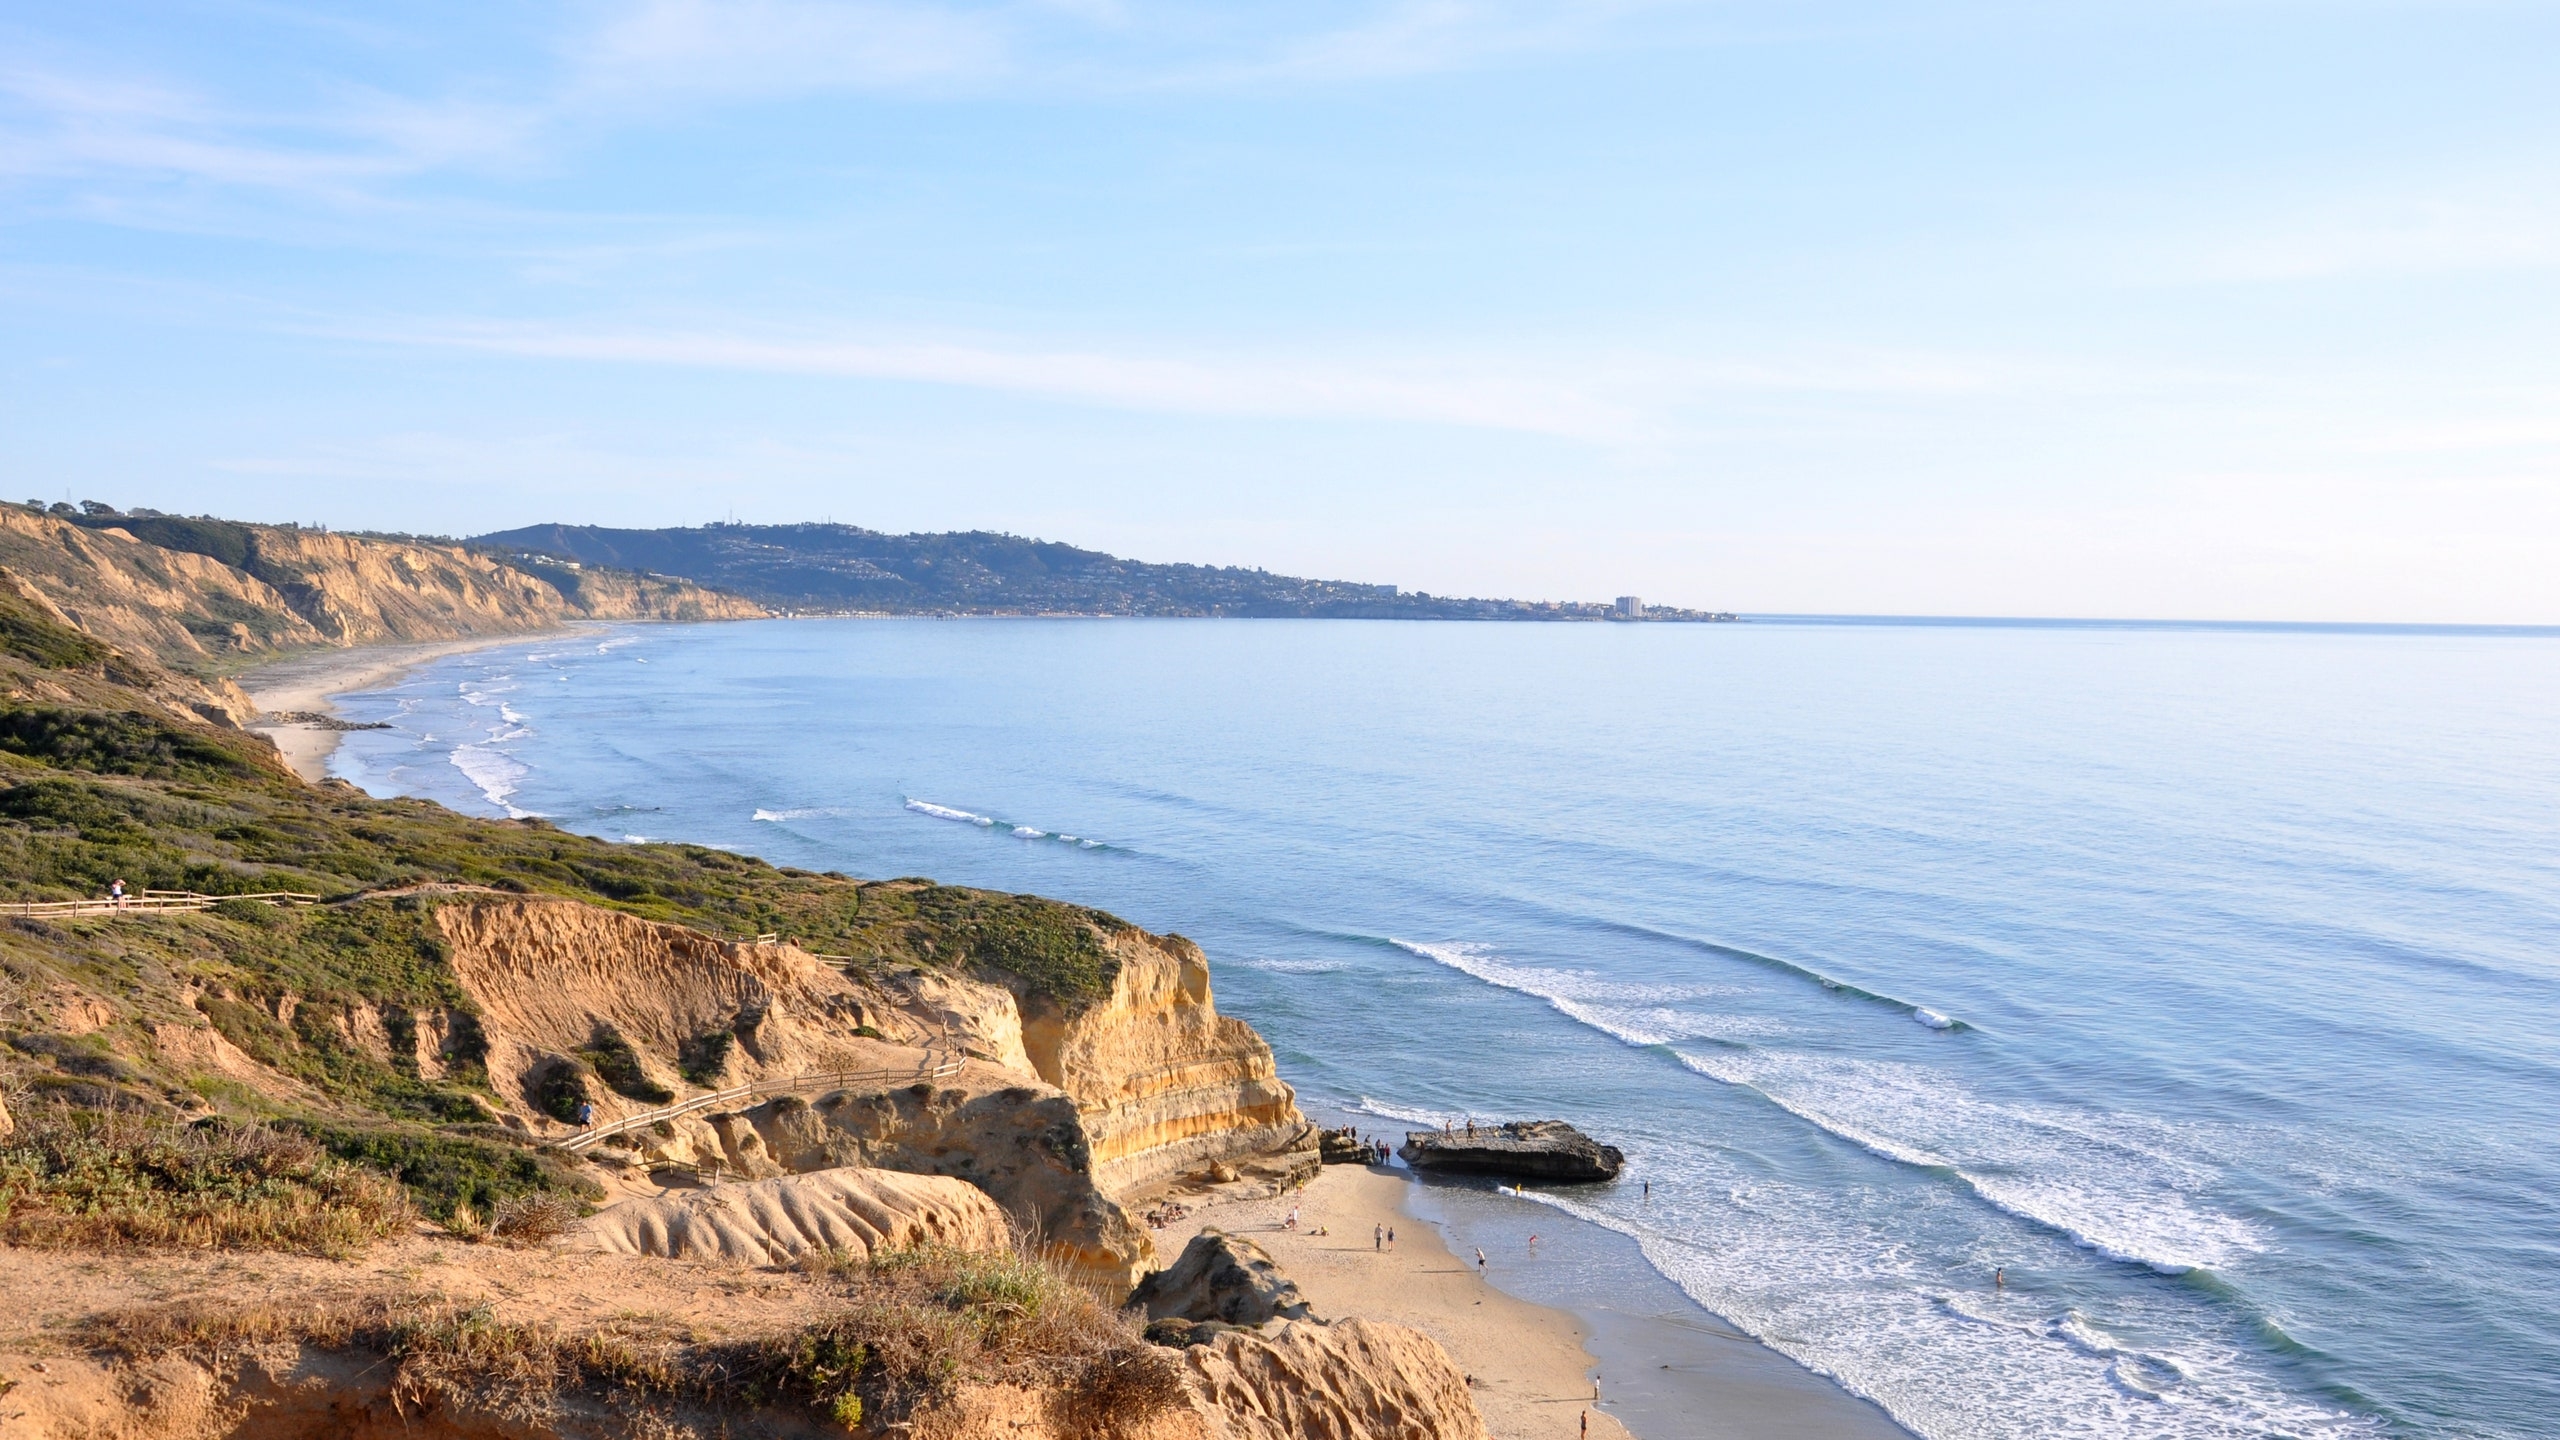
2 890 323 919
555 1047 967 1154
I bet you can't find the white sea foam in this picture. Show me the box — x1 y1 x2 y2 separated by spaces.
1013 825 1045 838
1389 938 1782 1047
905 799 996 825
1672 1049 2265 1275
1239 957 1345 975
1914 1007 1955 1029
753 807 846 823
1492 1172 2366 1440
1351 1095 1463 1127
451 744 534 818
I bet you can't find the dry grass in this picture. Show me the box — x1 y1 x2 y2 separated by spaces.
780 1243 1186 1435
84 1245 1187 1438
487 1189 581 1245
0 1107 410 1253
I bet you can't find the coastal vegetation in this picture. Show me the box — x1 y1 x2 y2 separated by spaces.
0 557 1136 1234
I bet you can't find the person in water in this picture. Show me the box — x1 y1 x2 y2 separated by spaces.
1475 1247 1487 1274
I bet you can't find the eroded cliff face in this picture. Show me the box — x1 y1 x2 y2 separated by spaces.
431 898 1157 1286
1016 931 1315 1199
0 506 761 677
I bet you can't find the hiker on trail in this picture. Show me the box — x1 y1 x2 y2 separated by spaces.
108 879 126 906
576 1100 595 1129
1375 1223 1385 1251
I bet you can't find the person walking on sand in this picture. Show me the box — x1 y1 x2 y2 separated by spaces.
1581 1410 1589 1439
1475 1246 1487 1274
1375 1223 1384 1251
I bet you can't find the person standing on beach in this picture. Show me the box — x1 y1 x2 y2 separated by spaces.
1387 1226 1396 1248
1475 1246 1487 1274
1375 1223 1384 1251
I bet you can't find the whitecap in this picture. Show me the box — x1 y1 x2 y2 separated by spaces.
1013 825 1045 838
905 799 993 825
1671 1049 2266 1275
1914 1007 1955 1030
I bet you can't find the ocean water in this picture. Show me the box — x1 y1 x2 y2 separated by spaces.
328 617 2560 1440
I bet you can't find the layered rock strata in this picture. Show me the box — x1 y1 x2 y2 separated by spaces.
566 1168 1009 1265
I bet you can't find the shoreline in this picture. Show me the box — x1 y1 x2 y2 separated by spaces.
230 626 1910 1440
237 629 590 782
1164 1161 1912 1440
1162 1163 1630 1440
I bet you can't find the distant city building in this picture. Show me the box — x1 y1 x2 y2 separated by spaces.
1614 595 1645 618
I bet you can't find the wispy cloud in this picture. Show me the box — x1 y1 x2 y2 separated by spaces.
572 0 1015 101
355 317 1645 438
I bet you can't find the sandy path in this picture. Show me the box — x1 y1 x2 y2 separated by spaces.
1160 1162 1632 1440
239 631 582 781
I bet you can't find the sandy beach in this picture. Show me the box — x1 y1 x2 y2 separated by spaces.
1162 1159 1914 1440
1163 1162 1631 1440
238 630 579 781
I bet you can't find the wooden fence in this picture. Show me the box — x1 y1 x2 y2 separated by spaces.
2 889 323 920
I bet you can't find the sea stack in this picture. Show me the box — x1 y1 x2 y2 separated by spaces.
1398 1119 1624 1182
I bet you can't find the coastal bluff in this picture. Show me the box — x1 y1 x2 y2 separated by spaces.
432 892 1314 1286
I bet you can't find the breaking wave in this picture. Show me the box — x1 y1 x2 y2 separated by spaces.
1674 1049 2265 1275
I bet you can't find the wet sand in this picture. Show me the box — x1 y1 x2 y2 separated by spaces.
1163 1160 1912 1440
238 631 578 781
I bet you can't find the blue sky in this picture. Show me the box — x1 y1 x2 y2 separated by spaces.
3 2 2555 621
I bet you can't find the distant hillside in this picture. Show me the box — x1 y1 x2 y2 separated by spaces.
475 521 1733 621
0 504 764 692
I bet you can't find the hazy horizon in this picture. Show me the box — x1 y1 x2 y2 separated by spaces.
5 3 2556 624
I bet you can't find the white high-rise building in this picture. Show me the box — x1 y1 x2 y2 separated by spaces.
1614 595 1645 618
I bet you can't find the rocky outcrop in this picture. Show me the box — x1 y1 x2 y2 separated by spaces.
1397 1120 1623 1182
1130 1229 1316 1326
566 1168 1009 1265
1013 930 1315 1200
436 897 1155 1286
1178 1319 1492 1440
705 1082 1152 1287
1319 1128 1374 1165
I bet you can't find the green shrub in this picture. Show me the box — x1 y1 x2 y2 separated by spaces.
282 1119 598 1222
0 1109 410 1253
578 1028 672 1104
677 1027 735 1086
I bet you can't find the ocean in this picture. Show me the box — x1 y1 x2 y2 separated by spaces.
326 616 2560 1440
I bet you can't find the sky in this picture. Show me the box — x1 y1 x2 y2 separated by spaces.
2 2 2556 622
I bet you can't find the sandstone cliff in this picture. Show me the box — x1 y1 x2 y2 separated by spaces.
567 1168 1009 1265
426 896 1308 1288
0 505 762 680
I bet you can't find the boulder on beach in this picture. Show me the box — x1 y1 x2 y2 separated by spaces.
1317 1127 1372 1165
1397 1119 1623 1182
1128 1228 1319 1326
